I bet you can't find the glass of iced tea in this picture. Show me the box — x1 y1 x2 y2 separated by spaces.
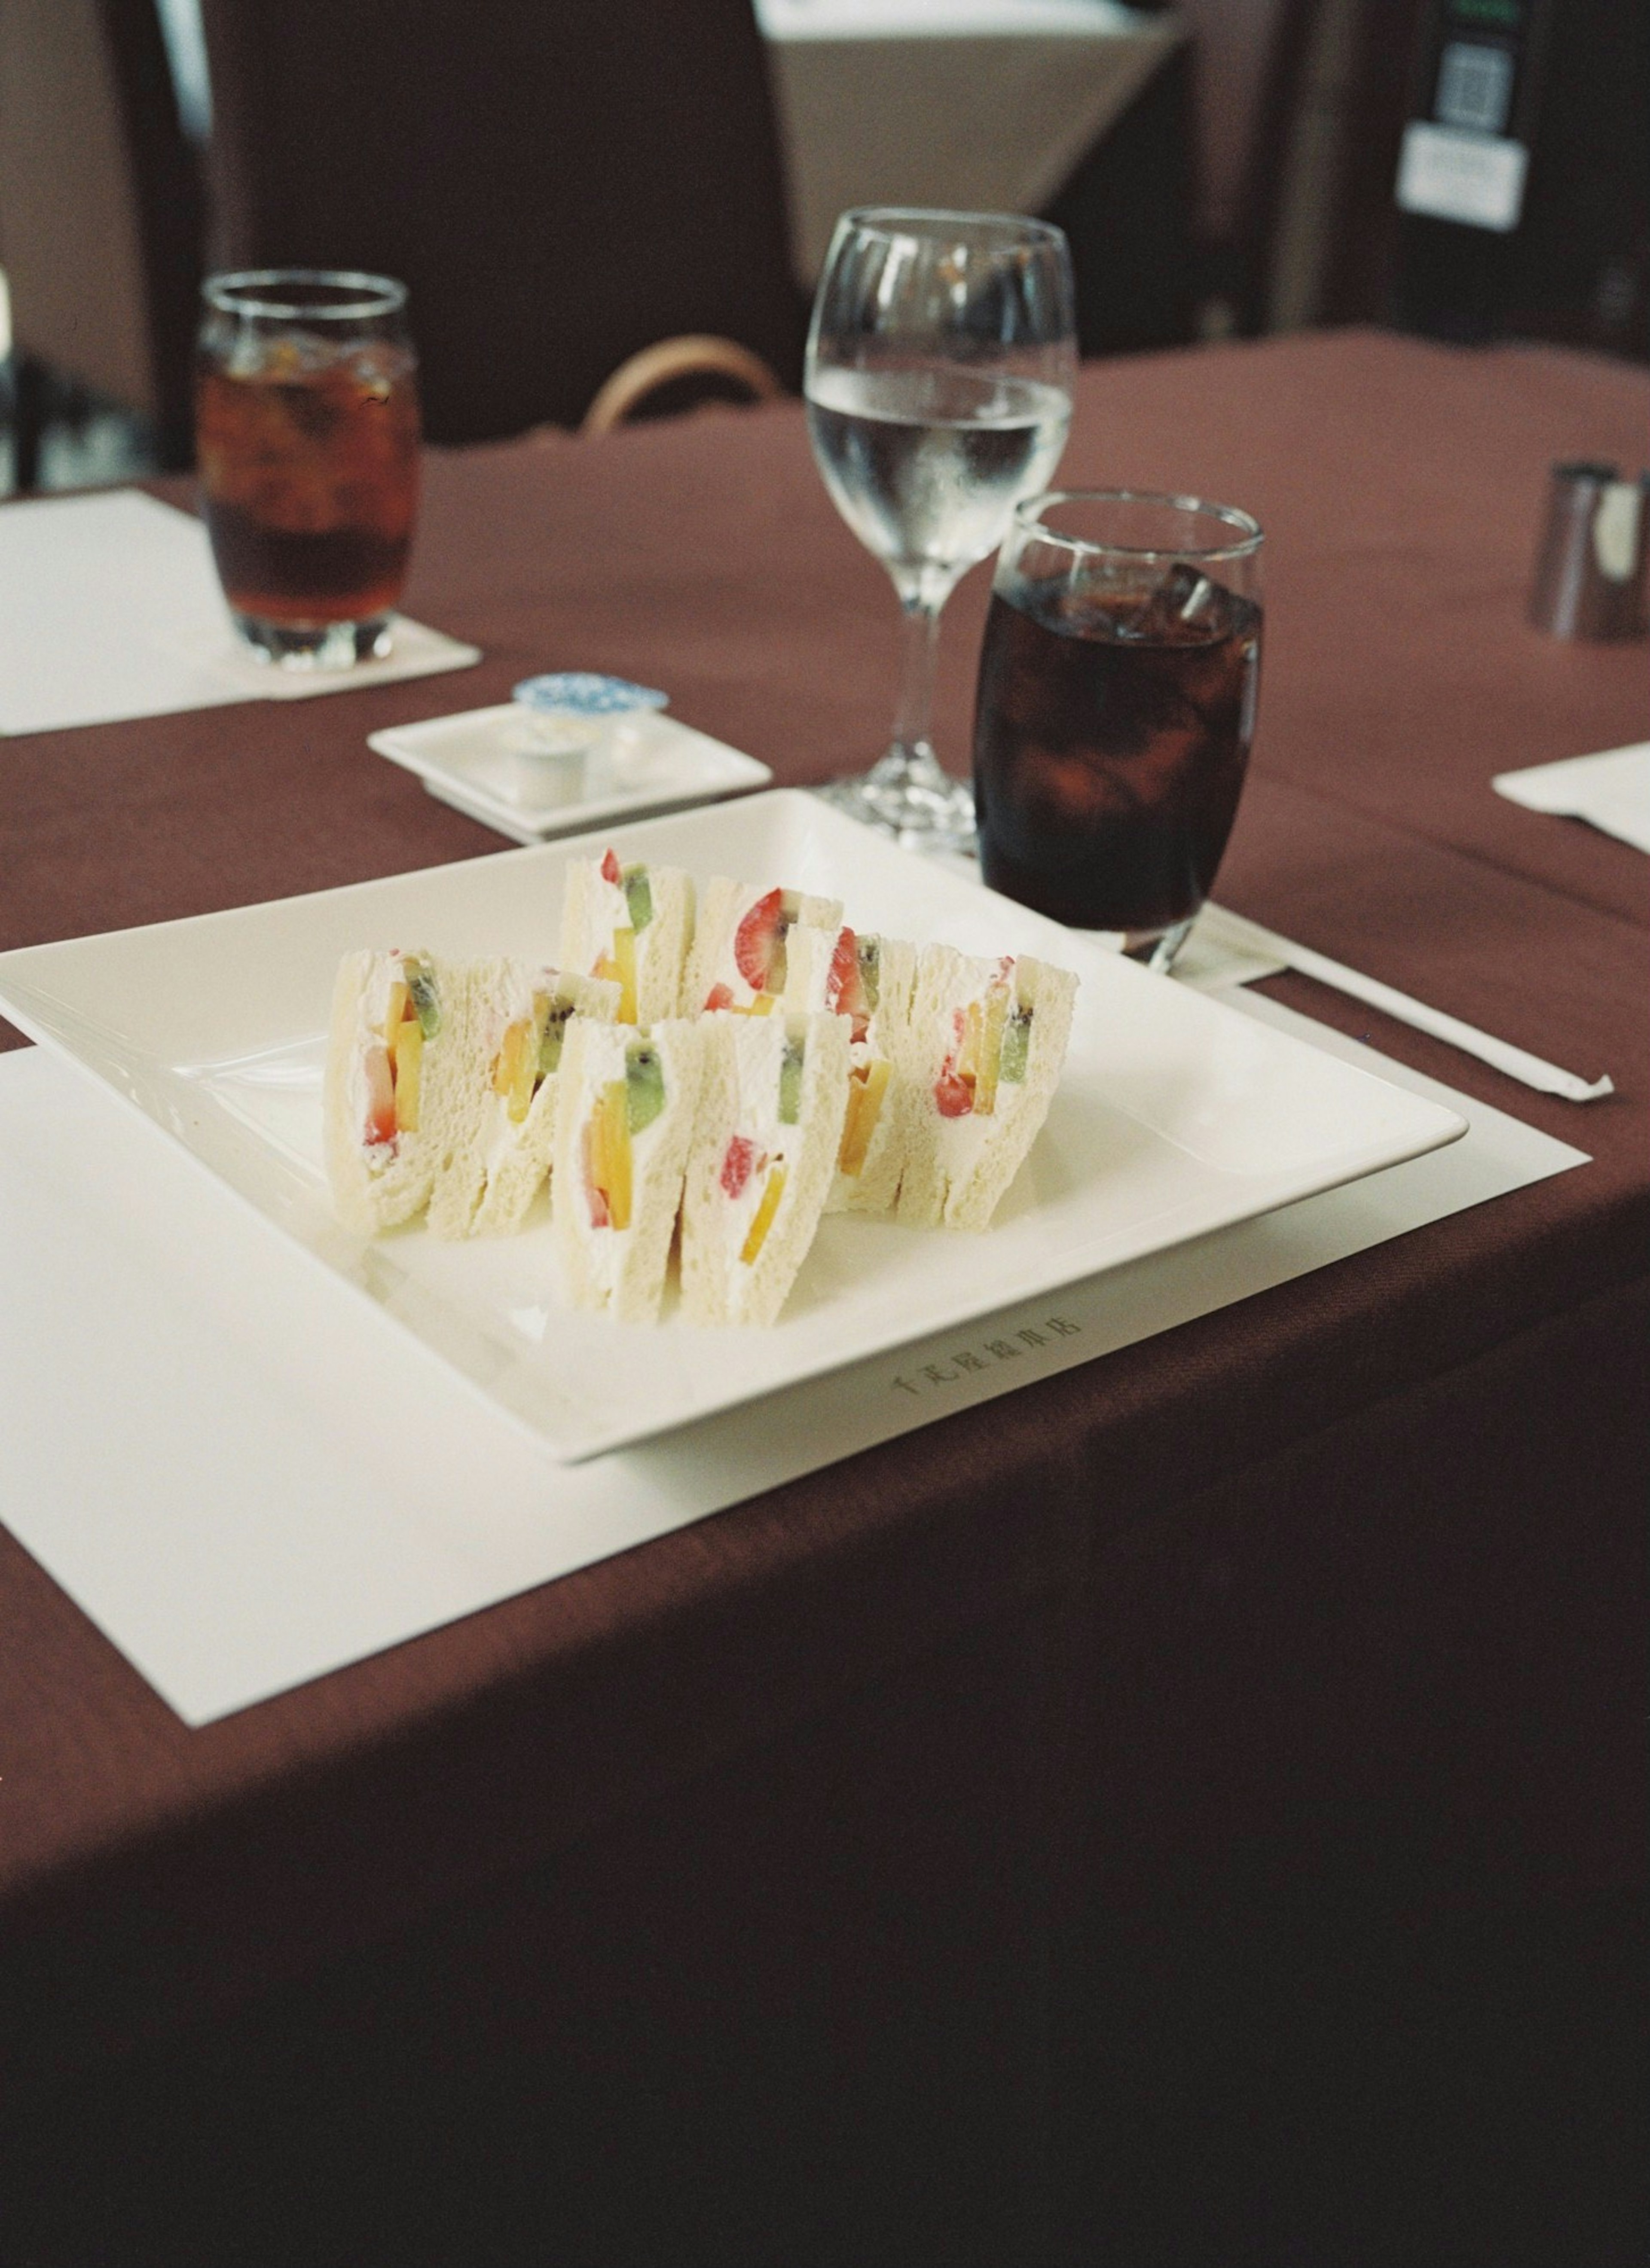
195 270 421 668
973 488 1263 970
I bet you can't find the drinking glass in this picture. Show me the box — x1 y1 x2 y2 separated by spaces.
973 489 1263 970
195 270 421 668
805 209 1076 852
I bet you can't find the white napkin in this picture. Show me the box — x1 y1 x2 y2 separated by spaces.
1493 742 1650 855
0 490 479 736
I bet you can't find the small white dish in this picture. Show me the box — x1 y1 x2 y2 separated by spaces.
368 703 773 843
0 790 1467 1464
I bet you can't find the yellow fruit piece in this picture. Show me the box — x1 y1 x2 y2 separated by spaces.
507 1019 538 1123
956 998 984 1087
593 1078 633 1230
391 1016 423 1132
382 978 410 1049
594 927 639 1022
973 982 1012 1118
837 1058 891 1177
491 1016 526 1100
739 1162 787 1264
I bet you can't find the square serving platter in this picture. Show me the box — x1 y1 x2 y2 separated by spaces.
0 791 1466 1462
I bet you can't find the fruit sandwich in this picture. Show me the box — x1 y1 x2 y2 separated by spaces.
430 961 623 1239
324 949 475 1237
895 947 1078 1232
681 1010 852 1328
325 952 623 1239
682 877 842 1017
552 1016 709 1323
782 922 916 1215
559 849 694 1025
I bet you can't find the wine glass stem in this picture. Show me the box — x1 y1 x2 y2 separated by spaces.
879 598 943 781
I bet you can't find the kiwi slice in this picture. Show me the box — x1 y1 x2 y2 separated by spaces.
856 935 881 1011
624 1040 666 1133
778 1034 805 1125
537 995 575 1078
403 958 441 1038
622 864 654 933
999 1004 1033 1084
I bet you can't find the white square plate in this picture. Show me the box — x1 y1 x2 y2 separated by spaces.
0 791 1466 1461
369 704 773 843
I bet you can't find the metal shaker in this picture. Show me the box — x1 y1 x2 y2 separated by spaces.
1528 461 1649 640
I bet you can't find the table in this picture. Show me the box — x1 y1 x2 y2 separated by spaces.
2 331 1646 2265
757 0 1184 285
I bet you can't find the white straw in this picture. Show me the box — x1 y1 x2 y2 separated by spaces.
1204 908 1615 1103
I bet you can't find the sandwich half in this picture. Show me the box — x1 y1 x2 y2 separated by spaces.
426 962 622 1239
895 948 1078 1231
783 922 916 1214
552 1016 707 1321
559 847 694 1025
682 877 841 1018
681 1011 851 1326
324 949 473 1236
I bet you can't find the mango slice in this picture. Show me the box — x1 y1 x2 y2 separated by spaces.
838 1057 890 1177
739 1162 787 1264
382 978 410 1049
596 926 639 1022
591 1078 632 1230
391 1017 423 1132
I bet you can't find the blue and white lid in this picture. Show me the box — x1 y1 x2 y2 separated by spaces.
511 672 669 717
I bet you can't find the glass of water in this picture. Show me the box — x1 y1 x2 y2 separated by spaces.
805 208 1076 851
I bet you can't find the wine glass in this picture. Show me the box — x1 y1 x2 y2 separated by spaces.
805 208 1077 852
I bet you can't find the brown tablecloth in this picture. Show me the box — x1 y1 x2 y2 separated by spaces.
1 332 1646 2267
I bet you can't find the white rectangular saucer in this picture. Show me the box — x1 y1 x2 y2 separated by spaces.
370 703 773 843
0 791 1467 1465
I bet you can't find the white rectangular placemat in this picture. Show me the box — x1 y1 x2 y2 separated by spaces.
1493 741 1650 855
0 491 479 736
0 1004 1585 1726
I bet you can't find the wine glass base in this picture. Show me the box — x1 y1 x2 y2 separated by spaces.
813 755 977 856
1119 917 1197 974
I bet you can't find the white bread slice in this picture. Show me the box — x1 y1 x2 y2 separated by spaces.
427 962 621 1239
782 923 917 1214
895 948 1078 1232
552 1016 707 1322
559 850 694 1025
324 950 474 1236
680 1011 851 1327
681 876 842 1016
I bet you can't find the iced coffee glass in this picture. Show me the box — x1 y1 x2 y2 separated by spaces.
973 489 1263 970
195 270 421 668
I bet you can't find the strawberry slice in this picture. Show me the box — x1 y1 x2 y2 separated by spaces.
935 1020 973 1117
825 925 874 1039
934 1063 974 1118
600 847 622 886
363 1044 397 1147
704 982 735 1013
825 925 858 1010
721 1133 760 1199
733 887 785 992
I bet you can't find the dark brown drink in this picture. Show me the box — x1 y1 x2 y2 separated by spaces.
973 569 1262 935
195 339 420 630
